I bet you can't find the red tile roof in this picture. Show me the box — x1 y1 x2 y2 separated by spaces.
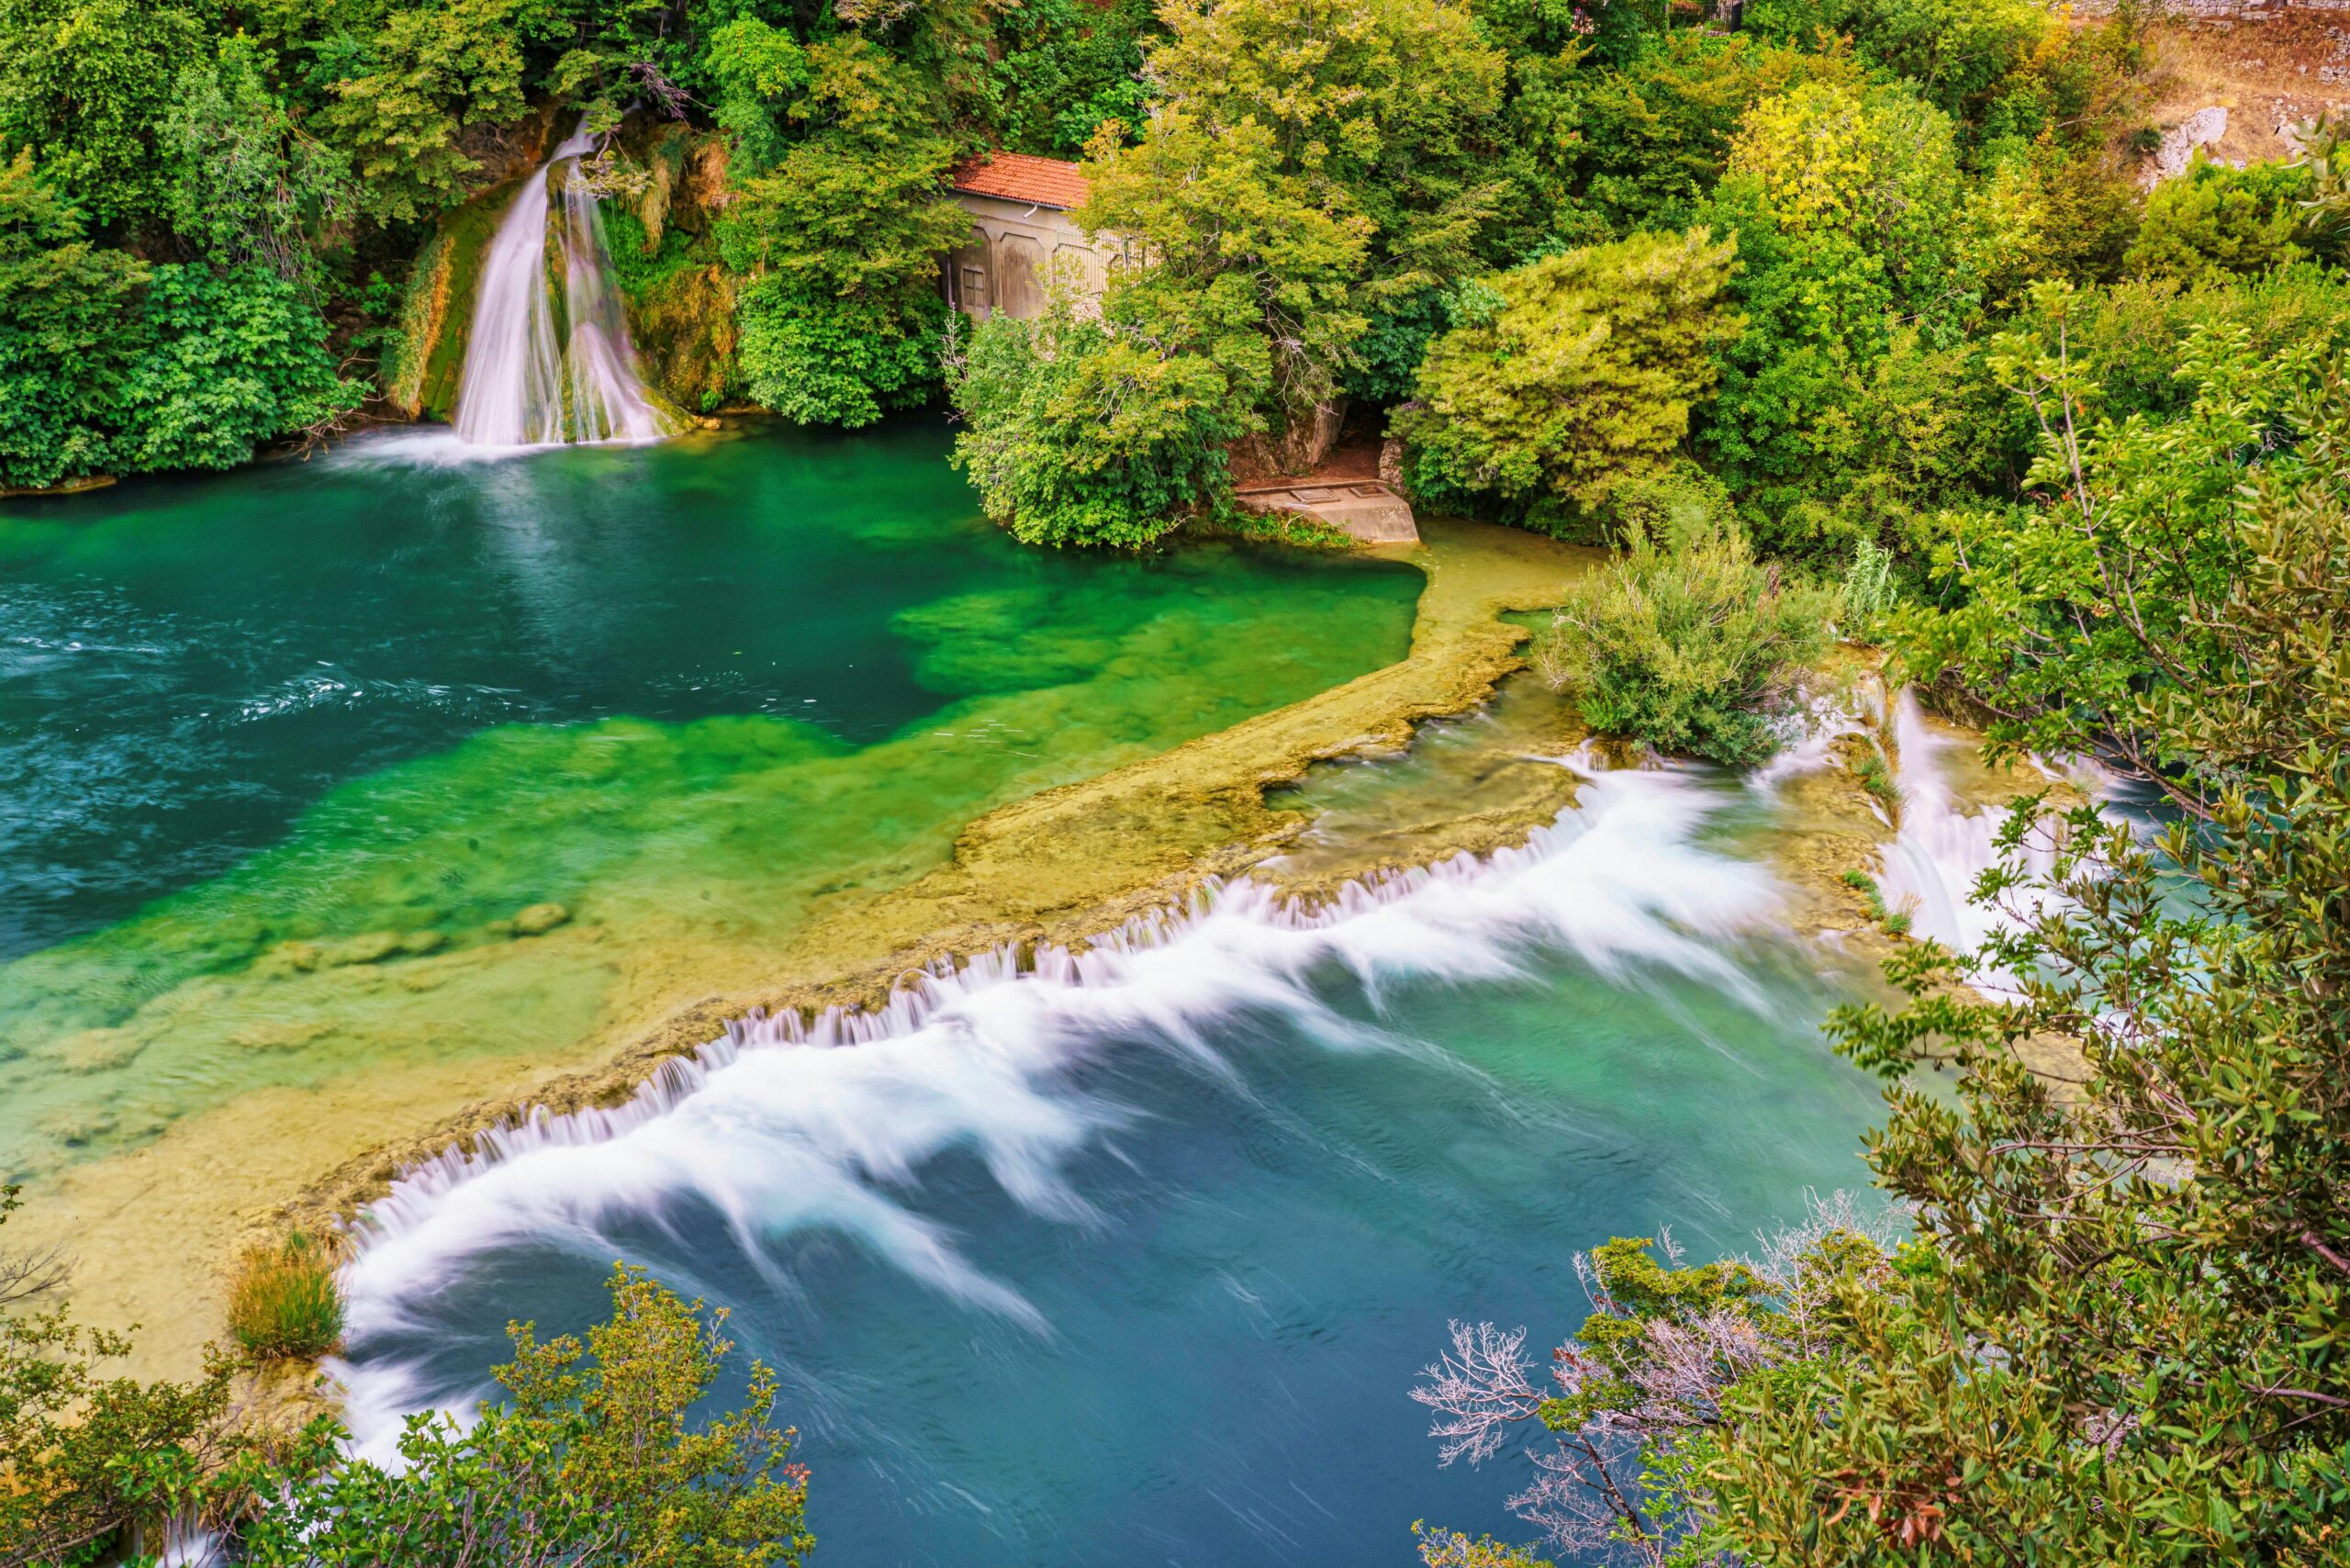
949 152 1090 211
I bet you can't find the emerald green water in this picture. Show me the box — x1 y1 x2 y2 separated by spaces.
0 420 1421 1181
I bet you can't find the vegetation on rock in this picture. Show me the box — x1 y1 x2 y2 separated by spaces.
1535 507 1832 767
223 1233 342 1361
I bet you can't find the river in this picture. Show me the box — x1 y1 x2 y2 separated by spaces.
4 422 1892 1563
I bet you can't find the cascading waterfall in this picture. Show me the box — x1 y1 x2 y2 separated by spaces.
1875 689 2071 992
453 122 677 448
330 763 1794 1459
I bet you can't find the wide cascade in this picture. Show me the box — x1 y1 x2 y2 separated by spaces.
453 122 678 447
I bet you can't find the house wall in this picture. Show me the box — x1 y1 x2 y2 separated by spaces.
945 193 1127 321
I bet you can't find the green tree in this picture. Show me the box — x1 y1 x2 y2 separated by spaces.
701 16 809 177
0 151 146 490
1696 79 1975 557
1742 0 2050 121
2125 154 2311 287
239 1265 814 1568
1686 358 2350 1568
720 35 969 427
162 34 355 281
1395 226 1740 518
0 0 203 230
1550 28 1860 240
0 1184 247 1568
985 0 1158 158
1899 282 2318 778
1 1205 815 1568
948 287 1248 548
112 264 360 475
1082 0 1509 465
321 0 536 223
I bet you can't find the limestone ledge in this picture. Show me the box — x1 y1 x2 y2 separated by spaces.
12 518 1598 1384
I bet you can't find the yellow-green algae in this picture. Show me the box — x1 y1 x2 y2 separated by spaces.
5 516 1595 1381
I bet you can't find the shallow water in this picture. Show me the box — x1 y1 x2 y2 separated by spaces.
0 420 1420 1178
337 766 1887 1566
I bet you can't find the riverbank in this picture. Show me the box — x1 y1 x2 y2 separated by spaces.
8 516 1599 1383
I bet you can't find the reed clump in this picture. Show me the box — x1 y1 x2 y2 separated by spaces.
1840 868 1914 937
227 1230 344 1359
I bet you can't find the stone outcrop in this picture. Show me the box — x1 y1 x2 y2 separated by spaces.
2148 105 2232 185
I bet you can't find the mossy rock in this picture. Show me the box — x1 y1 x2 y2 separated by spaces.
510 902 572 936
389 111 738 423
390 177 529 421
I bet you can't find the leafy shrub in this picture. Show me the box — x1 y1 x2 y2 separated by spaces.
2125 155 2311 286
949 290 1248 548
1536 515 1835 767
239 1265 814 1566
226 1230 343 1359
114 264 359 472
0 155 353 490
987 0 1158 157
1840 537 1899 631
1741 0 2049 118
738 282 946 428
0 151 147 490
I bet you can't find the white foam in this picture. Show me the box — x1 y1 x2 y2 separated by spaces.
1876 690 2060 989
332 764 1790 1458
451 120 676 449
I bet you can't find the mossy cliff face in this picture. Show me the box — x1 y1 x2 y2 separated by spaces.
382 106 565 420
384 182 517 420
601 120 742 414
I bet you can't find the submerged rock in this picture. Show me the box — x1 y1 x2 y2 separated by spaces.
510 902 572 936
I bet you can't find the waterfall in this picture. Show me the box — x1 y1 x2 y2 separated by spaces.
453 122 677 448
1876 689 2064 989
329 764 1792 1460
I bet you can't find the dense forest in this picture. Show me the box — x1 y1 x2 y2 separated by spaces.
6 0 2350 1562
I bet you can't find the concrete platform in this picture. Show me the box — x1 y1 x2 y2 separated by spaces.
1233 479 1419 544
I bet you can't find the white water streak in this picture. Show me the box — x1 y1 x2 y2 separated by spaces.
333 766 1788 1455
1877 690 2061 990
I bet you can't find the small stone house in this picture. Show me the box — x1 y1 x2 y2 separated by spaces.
944 153 1128 320
942 151 1417 544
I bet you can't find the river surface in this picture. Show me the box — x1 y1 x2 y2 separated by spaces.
336 763 1886 1565
5 422 1891 1564
0 420 1424 1181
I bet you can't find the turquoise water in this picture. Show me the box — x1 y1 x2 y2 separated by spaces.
0 420 1423 1178
5 422 1889 1562
338 766 1888 1565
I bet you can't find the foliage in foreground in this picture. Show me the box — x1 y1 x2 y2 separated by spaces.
1418 335 2350 1565
238 1265 812 1568
1535 509 1832 767
0 1215 812 1568
0 1184 241 1568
